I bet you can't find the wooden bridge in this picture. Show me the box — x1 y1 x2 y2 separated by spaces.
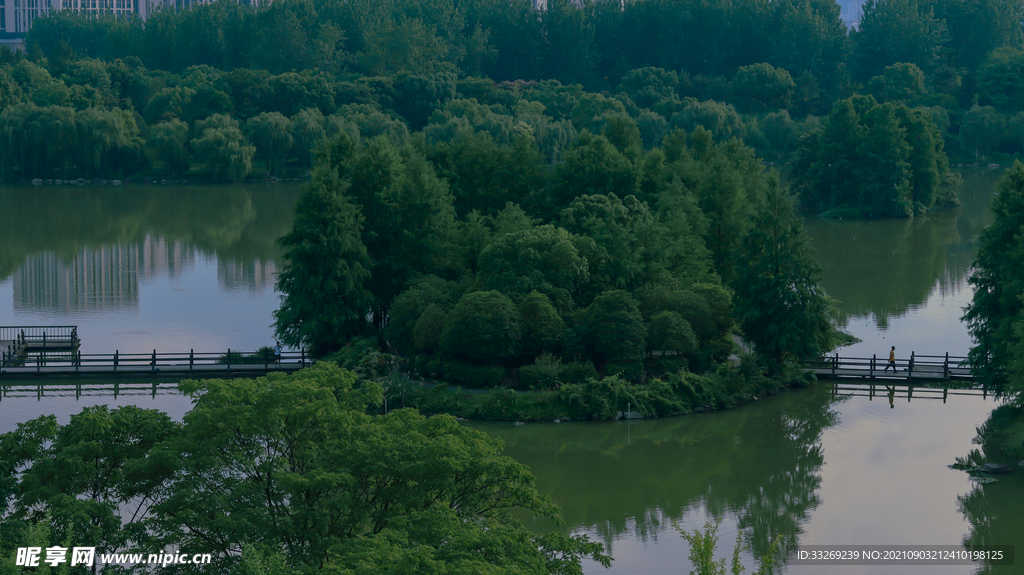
0 348 312 379
1 326 81 364
804 352 975 383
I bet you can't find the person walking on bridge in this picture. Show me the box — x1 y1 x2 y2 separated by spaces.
883 346 896 372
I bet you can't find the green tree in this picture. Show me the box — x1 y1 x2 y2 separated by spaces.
731 183 834 365
146 118 191 174
977 47 1024 110
518 291 567 358
478 225 590 312
851 0 950 80
142 364 608 573
0 406 179 561
244 112 293 175
550 131 639 217
413 303 447 355
867 62 927 103
273 165 373 355
731 63 796 111
191 113 255 180
315 133 456 333
440 290 521 363
793 95 955 217
290 107 326 166
963 161 1024 392
647 311 697 356
580 289 646 375
385 276 461 354
75 107 145 176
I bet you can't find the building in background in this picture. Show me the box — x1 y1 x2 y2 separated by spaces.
0 0 264 38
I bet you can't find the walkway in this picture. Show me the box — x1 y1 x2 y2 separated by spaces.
0 349 311 379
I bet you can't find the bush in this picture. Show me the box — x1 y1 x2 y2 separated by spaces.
559 361 598 384
557 376 685 420
414 383 466 415
473 387 521 420
443 362 505 388
518 353 563 390
323 336 379 369
604 360 642 382
665 371 721 410
217 346 277 364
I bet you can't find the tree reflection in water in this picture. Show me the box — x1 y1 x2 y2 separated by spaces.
0 183 301 284
956 405 1024 575
471 387 845 566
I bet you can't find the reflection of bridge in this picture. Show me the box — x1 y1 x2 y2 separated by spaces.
827 380 993 403
805 353 975 382
0 348 311 379
0 381 181 402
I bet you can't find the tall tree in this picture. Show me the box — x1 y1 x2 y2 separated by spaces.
731 181 835 366
963 161 1024 392
273 163 373 355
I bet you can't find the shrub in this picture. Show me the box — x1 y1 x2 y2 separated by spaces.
323 336 379 369
443 362 505 388
518 353 562 390
559 360 598 384
473 387 521 420
217 347 276 364
604 360 642 382
414 384 466 415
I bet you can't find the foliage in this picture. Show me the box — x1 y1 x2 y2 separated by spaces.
442 362 506 389
0 364 612 575
519 353 564 390
273 164 372 355
964 161 1024 395
579 290 646 376
792 95 956 218
441 291 521 363
731 183 838 365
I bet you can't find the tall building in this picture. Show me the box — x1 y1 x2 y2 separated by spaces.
0 0 263 36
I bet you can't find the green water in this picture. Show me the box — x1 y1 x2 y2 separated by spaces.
473 383 1022 575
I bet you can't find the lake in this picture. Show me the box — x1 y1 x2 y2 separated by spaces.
1 169 1020 574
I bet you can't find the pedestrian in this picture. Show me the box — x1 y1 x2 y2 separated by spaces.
883 345 896 372
274 341 282 364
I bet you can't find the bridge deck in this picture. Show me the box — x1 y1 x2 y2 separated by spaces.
805 352 975 383
1 349 311 379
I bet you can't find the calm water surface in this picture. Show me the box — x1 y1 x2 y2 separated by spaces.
0 183 301 354
1 171 1021 574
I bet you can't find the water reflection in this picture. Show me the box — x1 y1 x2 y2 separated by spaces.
804 169 998 329
11 237 199 313
0 184 300 307
472 389 843 561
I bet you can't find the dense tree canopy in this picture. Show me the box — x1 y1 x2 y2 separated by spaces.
792 95 956 218
0 364 611 574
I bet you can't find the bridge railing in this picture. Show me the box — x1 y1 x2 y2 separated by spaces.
804 352 972 380
0 348 310 375
0 326 79 347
